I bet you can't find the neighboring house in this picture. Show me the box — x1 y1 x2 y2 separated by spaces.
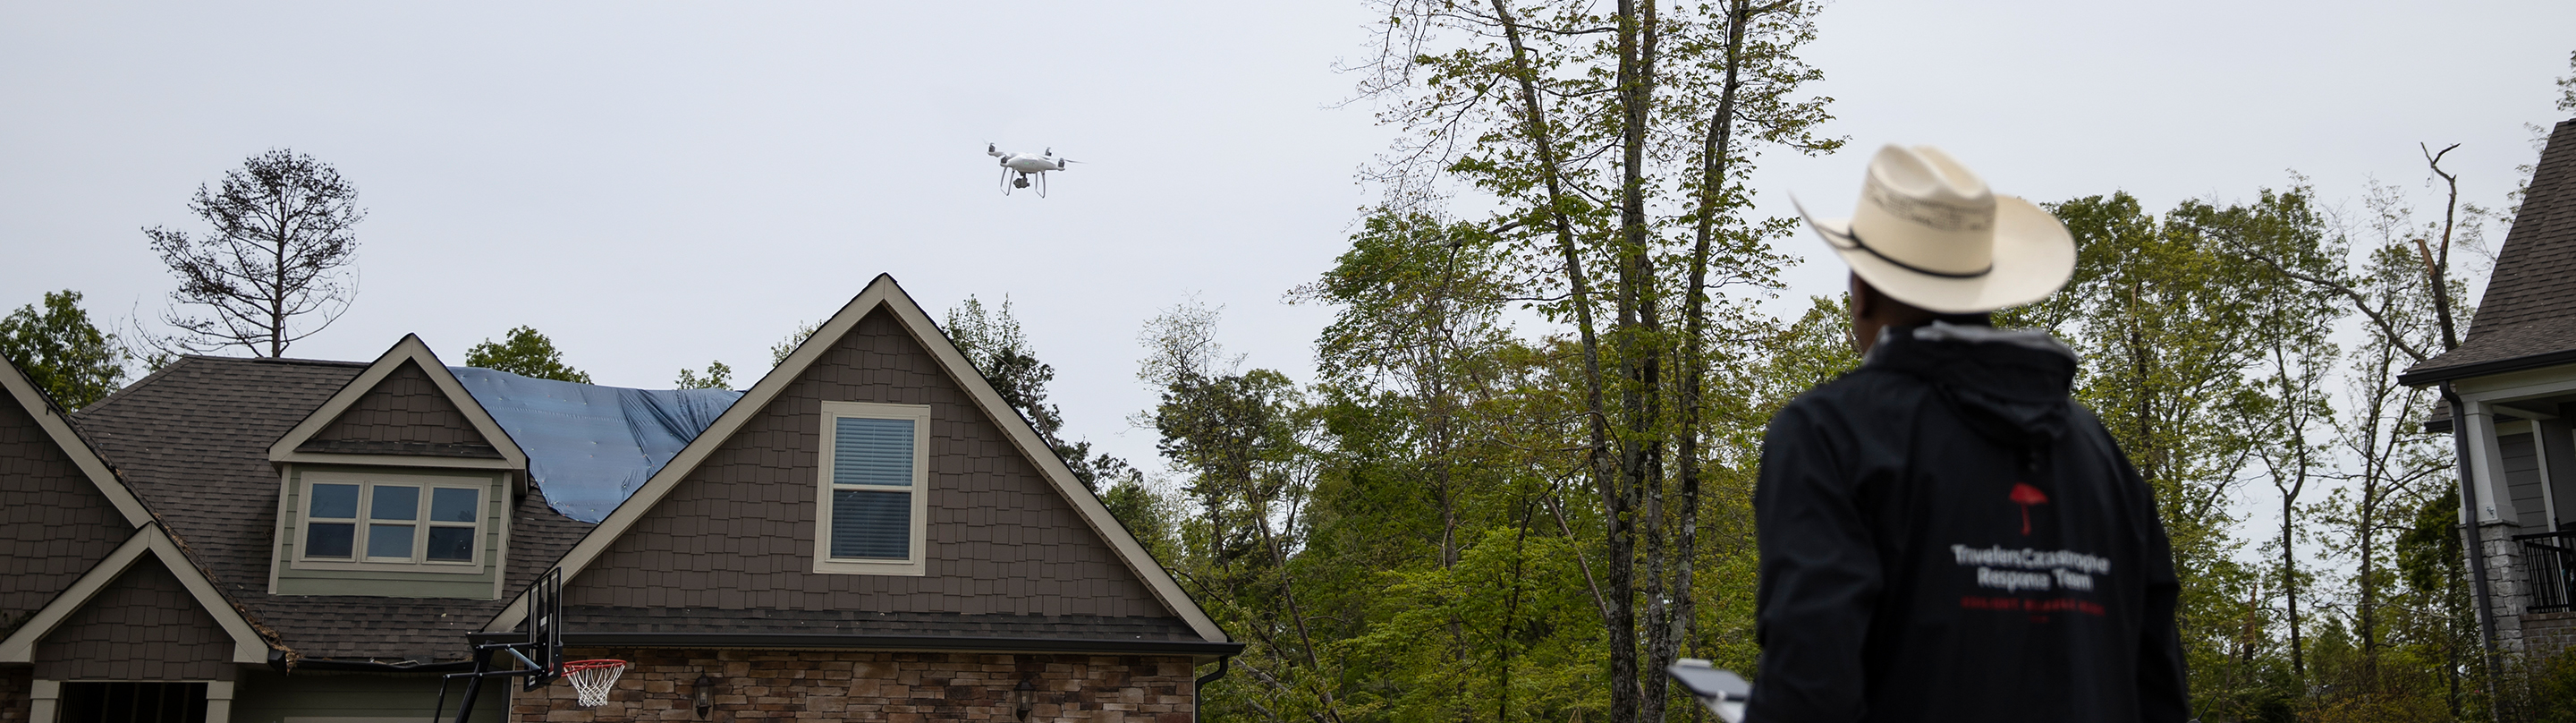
2402 117 2576 662
1 275 1240 723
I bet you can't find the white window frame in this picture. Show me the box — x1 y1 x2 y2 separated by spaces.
290 470 487 574
813 401 930 576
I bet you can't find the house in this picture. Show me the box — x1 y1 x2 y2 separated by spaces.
1 275 1240 723
2401 117 2576 661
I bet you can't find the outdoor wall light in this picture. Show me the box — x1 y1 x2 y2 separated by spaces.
1014 677 1036 722
693 672 717 719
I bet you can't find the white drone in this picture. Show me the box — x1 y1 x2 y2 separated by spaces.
987 143 1080 197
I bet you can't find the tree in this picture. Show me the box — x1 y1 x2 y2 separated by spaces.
771 319 821 366
0 290 128 409
2008 191 2320 719
945 295 1131 490
2182 188 2342 682
674 362 733 389
145 149 364 357
2301 221 2457 721
464 327 592 383
2558 50 2576 112
1348 1 1840 716
1136 299 1352 722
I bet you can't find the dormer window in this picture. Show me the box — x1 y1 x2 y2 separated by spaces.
292 472 486 570
813 401 929 575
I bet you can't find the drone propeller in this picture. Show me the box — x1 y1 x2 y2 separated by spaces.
987 142 1005 157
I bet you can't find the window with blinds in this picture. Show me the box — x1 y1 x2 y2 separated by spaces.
815 402 930 574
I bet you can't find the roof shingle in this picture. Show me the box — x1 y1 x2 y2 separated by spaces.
70 356 594 662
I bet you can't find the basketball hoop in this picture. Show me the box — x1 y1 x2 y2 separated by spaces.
560 659 628 707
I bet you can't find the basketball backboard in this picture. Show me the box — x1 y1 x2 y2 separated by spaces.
522 568 564 691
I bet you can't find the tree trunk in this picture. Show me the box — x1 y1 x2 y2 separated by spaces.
1482 10 1624 719
1665 2 1754 720
1614 1 1662 719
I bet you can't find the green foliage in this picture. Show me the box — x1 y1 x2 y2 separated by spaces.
2557 50 2575 113
1147 183 2499 721
2030 189 2369 719
1341 1 1849 717
770 319 820 367
463 327 591 383
1100 476 1178 563
674 361 732 389
2533 648 2576 723
945 295 1129 490
1752 294 1860 409
0 290 129 409
1138 7 2532 723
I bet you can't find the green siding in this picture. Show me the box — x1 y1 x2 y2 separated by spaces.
230 668 507 723
275 464 506 599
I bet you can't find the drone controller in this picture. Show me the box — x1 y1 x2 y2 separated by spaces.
1664 659 1750 723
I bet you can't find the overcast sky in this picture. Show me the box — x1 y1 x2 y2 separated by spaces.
4 1 2572 478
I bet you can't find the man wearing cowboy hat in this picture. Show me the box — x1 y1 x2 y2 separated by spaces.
1745 146 2189 722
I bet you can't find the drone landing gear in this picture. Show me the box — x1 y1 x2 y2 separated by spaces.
998 170 1048 198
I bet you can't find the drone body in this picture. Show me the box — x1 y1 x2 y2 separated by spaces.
987 143 1078 197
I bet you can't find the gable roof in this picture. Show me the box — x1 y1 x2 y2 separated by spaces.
72 355 596 661
268 335 527 471
0 523 273 665
486 275 1230 644
1 353 153 528
2403 117 2576 385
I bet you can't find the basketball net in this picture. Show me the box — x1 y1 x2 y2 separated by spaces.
560 659 628 707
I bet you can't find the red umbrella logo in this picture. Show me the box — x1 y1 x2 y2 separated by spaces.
2009 483 2049 535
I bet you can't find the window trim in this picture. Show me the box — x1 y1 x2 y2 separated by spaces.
813 401 930 576
289 470 489 574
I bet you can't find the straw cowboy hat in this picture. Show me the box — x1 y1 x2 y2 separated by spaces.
1796 145 2075 314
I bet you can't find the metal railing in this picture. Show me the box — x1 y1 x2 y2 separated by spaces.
2521 531 2576 613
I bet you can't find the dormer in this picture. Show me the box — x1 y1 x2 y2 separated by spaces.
265 335 527 599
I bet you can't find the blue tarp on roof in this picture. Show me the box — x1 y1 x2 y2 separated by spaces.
449 367 743 523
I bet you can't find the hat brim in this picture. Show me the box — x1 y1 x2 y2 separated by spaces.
1799 195 2075 315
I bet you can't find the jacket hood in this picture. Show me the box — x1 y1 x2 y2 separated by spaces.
1864 321 2080 450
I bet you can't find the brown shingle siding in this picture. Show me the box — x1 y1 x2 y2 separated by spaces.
564 308 1172 628
31 557 232 681
0 396 131 625
298 360 501 458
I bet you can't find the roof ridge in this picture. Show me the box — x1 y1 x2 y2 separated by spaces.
181 353 372 367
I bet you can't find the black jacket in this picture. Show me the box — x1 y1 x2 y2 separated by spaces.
1746 323 2189 722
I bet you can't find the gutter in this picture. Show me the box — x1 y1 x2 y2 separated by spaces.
1192 654 1232 723
2445 385 2505 723
2396 346 2576 387
275 652 477 674
508 632 1243 657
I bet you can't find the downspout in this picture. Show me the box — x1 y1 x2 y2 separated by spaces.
2445 384 2504 722
1192 655 1231 723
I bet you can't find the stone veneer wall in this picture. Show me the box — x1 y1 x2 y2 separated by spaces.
513 650 1196 723
2479 523 2535 651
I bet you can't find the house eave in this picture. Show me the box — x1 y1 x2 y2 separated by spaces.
2399 347 2576 387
